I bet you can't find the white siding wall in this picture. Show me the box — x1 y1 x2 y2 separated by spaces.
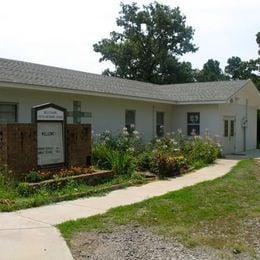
218 84 258 152
171 104 220 137
172 101 257 153
0 86 173 140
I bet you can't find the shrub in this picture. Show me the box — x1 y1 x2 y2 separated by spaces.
17 182 31 197
185 137 220 166
92 144 111 169
150 152 188 177
105 150 136 175
93 128 144 155
136 151 153 171
25 171 42 183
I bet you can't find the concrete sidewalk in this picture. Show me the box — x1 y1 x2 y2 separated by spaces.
0 158 238 260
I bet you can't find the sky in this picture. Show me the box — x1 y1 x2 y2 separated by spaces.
0 0 259 74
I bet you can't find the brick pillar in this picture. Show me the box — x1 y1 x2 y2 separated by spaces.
0 124 37 178
66 124 91 167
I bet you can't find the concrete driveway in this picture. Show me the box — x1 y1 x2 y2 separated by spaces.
0 158 239 260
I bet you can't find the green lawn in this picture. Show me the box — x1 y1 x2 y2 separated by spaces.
0 174 147 212
58 159 260 258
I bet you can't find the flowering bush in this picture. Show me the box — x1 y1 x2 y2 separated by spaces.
184 136 221 166
93 128 144 155
92 128 145 175
150 153 188 177
92 128 221 177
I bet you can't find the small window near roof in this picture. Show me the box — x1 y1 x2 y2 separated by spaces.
125 110 135 133
0 103 17 123
187 112 200 136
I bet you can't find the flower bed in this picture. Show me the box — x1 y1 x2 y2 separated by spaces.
17 168 114 196
92 128 222 178
28 170 114 188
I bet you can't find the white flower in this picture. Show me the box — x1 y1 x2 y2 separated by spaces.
127 147 135 153
156 139 161 143
133 130 139 135
105 136 110 141
177 128 182 134
123 131 129 136
130 124 135 129
122 127 128 131
162 145 168 149
105 130 110 134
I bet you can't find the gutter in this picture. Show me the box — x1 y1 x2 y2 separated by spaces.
0 81 229 105
0 81 177 105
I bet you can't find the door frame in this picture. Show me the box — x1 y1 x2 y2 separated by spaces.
223 116 236 154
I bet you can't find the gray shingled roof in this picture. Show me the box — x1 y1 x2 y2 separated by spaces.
0 58 250 103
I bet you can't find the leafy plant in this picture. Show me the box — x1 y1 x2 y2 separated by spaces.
17 182 31 197
25 171 42 183
150 152 187 177
105 150 136 176
185 136 220 165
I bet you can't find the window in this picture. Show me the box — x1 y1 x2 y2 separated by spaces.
125 110 135 132
73 101 81 124
187 112 200 136
224 120 228 137
230 120 234 137
156 112 164 137
0 103 17 123
224 119 235 137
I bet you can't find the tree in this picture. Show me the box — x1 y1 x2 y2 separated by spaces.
93 2 198 84
225 56 260 89
256 32 260 55
195 59 229 82
225 56 258 79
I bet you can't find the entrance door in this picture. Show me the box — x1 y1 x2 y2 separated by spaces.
223 116 236 154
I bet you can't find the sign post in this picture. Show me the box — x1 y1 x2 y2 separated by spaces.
32 103 66 169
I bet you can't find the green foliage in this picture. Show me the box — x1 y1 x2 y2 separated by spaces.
17 182 31 197
92 128 144 174
136 151 152 171
225 56 260 89
25 171 43 183
184 136 220 165
93 2 197 84
256 32 260 55
150 154 187 177
105 150 136 176
92 144 111 169
195 59 229 82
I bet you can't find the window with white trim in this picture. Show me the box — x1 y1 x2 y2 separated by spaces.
156 112 165 137
0 103 17 123
125 110 135 132
187 112 200 136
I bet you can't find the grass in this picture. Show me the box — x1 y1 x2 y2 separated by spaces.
0 173 147 212
58 159 260 258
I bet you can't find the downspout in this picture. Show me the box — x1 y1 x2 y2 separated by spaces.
152 105 155 138
243 98 248 152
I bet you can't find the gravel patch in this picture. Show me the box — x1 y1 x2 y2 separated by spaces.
69 225 219 260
